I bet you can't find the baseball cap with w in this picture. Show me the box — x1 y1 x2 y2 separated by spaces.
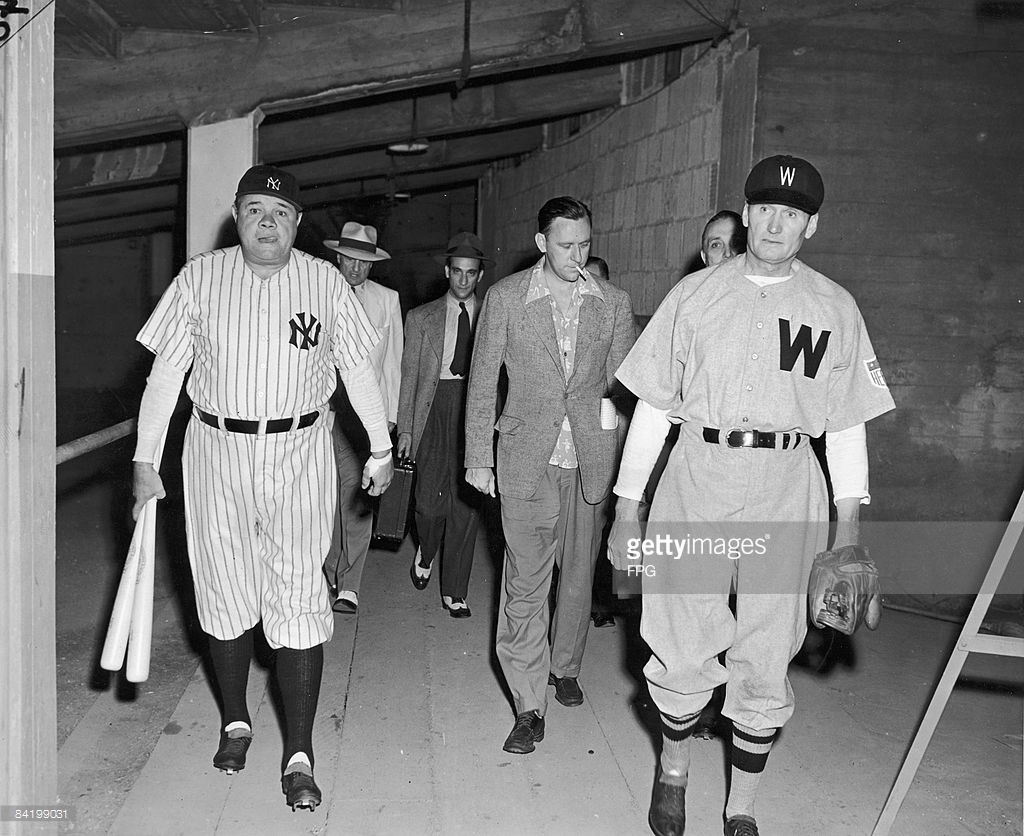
235 164 303 212
744 155 824 216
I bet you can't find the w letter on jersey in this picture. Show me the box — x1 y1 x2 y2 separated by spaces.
778 319 831 379
289 312 322 350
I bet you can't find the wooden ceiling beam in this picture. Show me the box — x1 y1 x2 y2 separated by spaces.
285 125 542 189
55 0 719 141
55 0 123 60
260 65 620 163
303 164 487 207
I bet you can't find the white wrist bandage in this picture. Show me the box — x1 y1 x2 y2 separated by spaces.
365 453 393 478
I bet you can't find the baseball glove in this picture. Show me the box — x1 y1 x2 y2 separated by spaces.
808 544 881 635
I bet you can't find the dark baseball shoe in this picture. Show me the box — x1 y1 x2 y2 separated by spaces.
648 765 686 836
724 815 759 836
548 673 584 707
282 768 322 812
213 728 252 774
502 711 545 754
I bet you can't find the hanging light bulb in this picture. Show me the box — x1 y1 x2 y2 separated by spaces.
387 98 430 155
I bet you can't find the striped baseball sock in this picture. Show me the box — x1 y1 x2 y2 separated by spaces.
208 628 253 729
659 710 702 785
725 723 778 819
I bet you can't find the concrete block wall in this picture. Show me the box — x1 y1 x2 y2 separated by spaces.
479 40 744 315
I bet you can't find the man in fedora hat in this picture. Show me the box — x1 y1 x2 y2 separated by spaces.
131 164 394 811
322 222 403 615
397 232 490 617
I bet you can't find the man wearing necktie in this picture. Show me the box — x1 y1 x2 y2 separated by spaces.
322 223 403 614
397 232 489 617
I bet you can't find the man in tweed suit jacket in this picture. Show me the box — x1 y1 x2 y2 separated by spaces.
465 196 636 754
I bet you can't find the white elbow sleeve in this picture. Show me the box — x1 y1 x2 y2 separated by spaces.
826 422 870 505
613 400 672 501
133 355 184 463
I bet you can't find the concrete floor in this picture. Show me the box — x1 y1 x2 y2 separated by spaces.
54 446 1023 835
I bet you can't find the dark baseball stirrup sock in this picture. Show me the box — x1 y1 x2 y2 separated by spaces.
276 645 324 771
208 629 253 730
725 723 779 819
659 710 702 784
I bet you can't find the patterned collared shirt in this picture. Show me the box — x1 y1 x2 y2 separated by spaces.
524 259 605 468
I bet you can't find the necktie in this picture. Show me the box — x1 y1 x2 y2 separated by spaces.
450 302 471 376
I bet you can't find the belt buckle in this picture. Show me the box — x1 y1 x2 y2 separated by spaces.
726 428 755 448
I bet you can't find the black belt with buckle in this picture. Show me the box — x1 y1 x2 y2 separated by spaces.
702 427 805 450
196 408 319 434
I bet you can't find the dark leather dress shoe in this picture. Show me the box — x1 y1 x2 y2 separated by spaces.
591 611 615 628
213 729 252 774
724 815 759 836
649 765 687 836
282 770 322 811
443 597 471 618
502 711 545 754
548 673 584 707
410 547 432 590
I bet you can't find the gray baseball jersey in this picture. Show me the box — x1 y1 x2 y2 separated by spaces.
137 246 380 649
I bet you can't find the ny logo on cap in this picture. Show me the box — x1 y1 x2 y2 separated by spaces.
267 177 281 191
779 166 796 187
289 312 321 351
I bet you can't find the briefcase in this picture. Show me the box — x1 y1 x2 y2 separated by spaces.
372 458 415 547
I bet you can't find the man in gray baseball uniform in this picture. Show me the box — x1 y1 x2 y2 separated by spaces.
131 164 394 812
609 156 894 836
398 232 489 617
322 222 403 615
465 196 637 754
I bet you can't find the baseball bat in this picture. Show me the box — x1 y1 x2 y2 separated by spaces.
99 505 147 671
126 496 157 682
100 429 168 678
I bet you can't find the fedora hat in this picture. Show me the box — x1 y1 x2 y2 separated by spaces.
433 231 493 266
324 222 390 261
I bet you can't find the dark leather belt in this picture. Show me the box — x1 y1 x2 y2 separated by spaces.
196 408 318 434
702 427 805 450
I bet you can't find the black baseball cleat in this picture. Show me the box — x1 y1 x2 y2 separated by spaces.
282 769 322 812
724 815 759 836
213 729 252 774
648 766 687 836
502 711 545 754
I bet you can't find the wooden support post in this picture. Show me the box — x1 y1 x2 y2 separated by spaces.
186 112 262 258
0 4 57 834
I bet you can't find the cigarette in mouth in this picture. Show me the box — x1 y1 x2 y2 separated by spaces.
576 265 591 280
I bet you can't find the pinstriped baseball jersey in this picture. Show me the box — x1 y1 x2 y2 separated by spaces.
137 246 380 419
136 245 382 649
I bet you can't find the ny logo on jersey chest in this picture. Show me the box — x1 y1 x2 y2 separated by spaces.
289 312 322 350
778 319 831 379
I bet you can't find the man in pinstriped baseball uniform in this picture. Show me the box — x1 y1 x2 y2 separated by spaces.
131 164 394 812
608 156 894 836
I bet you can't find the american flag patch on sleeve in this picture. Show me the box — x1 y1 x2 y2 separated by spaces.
865 357 887 388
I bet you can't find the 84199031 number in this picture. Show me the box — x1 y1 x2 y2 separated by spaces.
1 806 76 821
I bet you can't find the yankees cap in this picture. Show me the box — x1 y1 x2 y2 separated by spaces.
235 164 303 211
744 155 824 215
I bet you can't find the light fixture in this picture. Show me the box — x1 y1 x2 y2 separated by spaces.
387 98 430 155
